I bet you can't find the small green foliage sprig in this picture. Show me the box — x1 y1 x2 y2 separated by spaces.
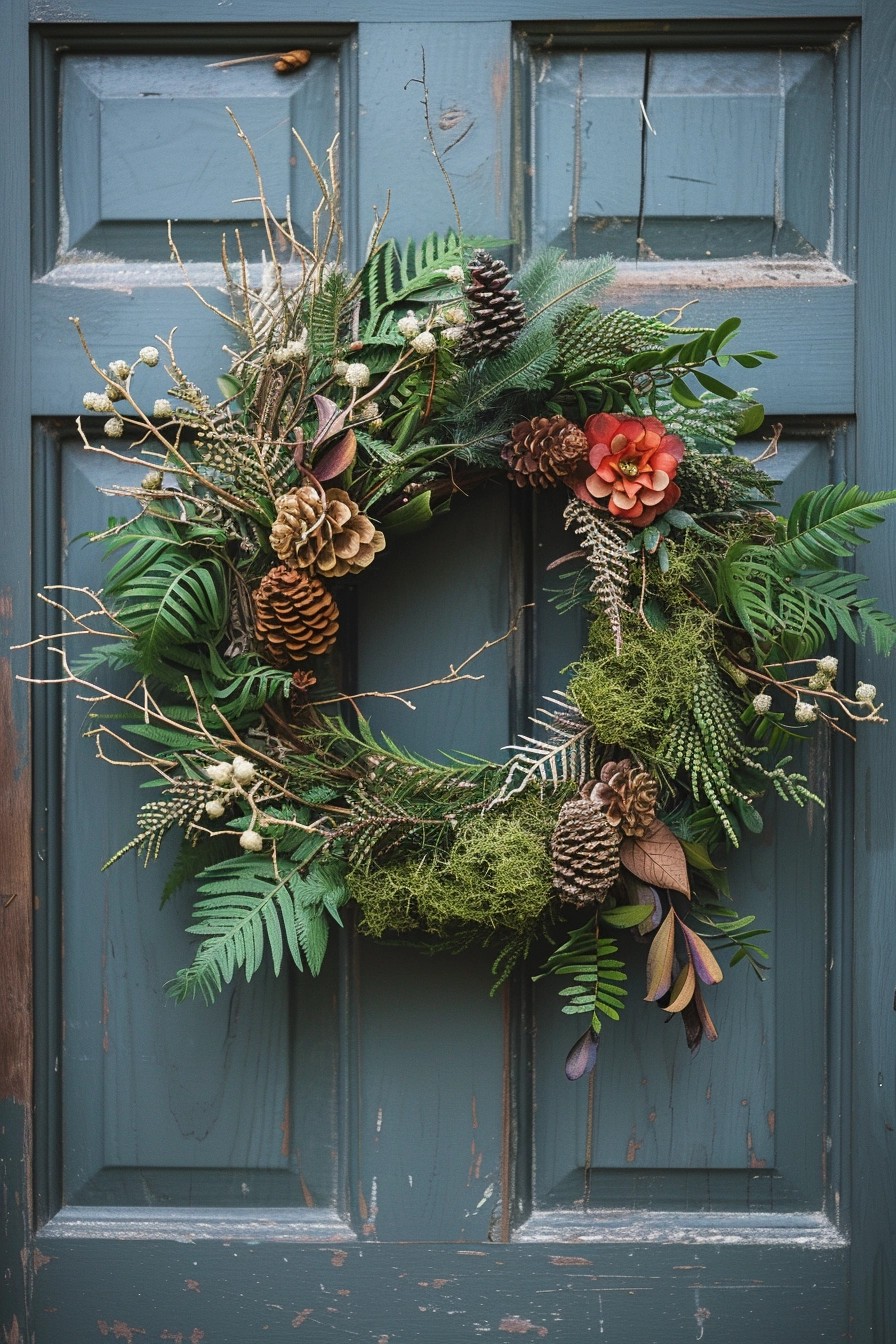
28 122 896 1084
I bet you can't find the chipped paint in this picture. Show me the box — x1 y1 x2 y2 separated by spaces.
330 1250 347 1268
547 1256 590 1267
291 1310 313 1329
184 1279 200 1293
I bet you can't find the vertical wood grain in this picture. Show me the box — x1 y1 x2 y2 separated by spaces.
0 1 34 1341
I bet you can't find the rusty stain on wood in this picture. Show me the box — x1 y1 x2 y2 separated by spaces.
0 653 32 1110
767 1109 776 1135
330 1249 347 1268
626 1131 643 1163
548 1255 591 1267
184 1280 200 1293
2 1316 21 1344
96 1322 147 1342
280 1096 291 1158
291 1310 313 1328
746 1131 768 1169
498 1317 548 1336
298 1168 314 1208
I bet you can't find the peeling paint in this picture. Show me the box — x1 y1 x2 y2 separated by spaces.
291 1310 313 1329
184 1279 200 1293
548 1256 590 1267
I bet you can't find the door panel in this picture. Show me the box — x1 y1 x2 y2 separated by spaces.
6 5 892 1341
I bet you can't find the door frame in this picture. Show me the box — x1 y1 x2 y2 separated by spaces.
2 0 895 1337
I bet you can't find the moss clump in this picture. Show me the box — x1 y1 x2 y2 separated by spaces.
350 789 560 939
568 606 711 757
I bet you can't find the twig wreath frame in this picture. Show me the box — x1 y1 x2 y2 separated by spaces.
26 110 896 1080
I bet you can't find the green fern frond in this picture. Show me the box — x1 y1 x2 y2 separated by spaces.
167 851 348 1003
777 483 896 571
516 251 615 326
536 919 628 1031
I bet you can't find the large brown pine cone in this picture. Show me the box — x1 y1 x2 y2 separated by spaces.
589 758 659 838
253 565 339 666
458 251 526 361
551 794 620 906
271 486 386 578
502 415 588 489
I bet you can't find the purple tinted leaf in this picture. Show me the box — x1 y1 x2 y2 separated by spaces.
678 919 724 985
314 429 357 481
312 395 348 448
565 1025 600 1081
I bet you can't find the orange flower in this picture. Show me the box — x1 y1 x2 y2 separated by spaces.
571 413 685 527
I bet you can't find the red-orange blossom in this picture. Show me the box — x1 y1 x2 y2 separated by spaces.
571 413 685 527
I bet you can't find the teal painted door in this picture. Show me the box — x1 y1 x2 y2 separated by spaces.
3 3 896 1340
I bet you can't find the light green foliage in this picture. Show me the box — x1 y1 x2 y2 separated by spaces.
168 844 348 1003
568 608 712 757
350 790 559 939
715 483 896 659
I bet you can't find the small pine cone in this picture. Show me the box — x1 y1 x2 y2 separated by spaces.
551 795 621 907
589 759 658 838
271 486 385 578
502 415 588 489
253 565 339 666
458 250 526 361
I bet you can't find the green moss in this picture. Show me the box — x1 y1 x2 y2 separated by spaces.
568 606 711 756
350 790 560 939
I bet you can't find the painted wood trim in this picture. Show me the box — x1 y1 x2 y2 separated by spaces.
30 1 864 22
851 1 896 1337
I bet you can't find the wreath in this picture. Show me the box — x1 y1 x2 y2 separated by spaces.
40 131 895 1081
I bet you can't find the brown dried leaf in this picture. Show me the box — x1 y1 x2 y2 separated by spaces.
620 819 690 897
666 960 696 1013
644 908 675 1002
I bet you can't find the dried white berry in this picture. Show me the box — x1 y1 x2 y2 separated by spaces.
240 829 264 853
794 701 818 724
446 265 465 283
411 330 437 355
855 682 877 704
441 305 467 326
106 384 125 402
103 417 124 438
139 346 160 367
333 360 349 377
442 326 465 344
205 762 233 786
231 756 255 786
152 398 173 417
752 692 772 715
344 362 371 388
396 312 421 339
359 400 380 421
205 799 225 819
83 392 115 414
816 655 838 678
807 671 828 691
108 359 131 380
142 470 163 491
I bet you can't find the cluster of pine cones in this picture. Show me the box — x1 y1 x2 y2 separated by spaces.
253 484 385 667
551 758 659 906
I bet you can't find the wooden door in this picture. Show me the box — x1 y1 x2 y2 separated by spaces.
3 3 895 1339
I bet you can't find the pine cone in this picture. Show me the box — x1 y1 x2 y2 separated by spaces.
589 759 658 838
458 250 526 361
271 486 385 578
551 794 620 906
253 565 339 666
502 415 588 489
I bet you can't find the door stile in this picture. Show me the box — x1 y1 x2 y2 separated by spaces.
0 0 35 1338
